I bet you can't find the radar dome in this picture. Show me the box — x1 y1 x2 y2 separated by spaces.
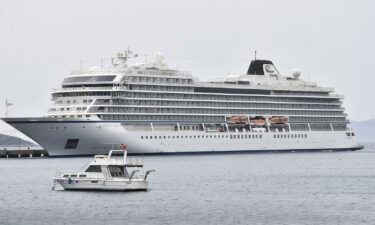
292 68 301 78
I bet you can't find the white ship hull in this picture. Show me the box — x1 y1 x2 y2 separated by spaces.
3 118 363 156
55 178 148 191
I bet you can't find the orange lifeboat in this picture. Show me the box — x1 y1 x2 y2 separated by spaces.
250 116 266 126
269 116 288 124
226 116 249 124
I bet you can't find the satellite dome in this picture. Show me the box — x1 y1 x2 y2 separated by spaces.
292 68 301 78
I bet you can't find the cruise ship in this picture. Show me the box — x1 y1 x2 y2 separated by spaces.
2 50 363 156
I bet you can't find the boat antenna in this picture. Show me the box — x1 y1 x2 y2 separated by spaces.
5 99 13 117
254 50 257 60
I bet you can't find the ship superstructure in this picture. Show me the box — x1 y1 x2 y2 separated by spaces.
2 50 363 156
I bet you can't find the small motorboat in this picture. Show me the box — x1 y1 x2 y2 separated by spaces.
52 150 154 191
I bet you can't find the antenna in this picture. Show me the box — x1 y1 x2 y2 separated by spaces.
254 50 257 60
113 47 138 68
5 99 13 117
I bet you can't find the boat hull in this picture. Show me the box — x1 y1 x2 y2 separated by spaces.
55 178 148 191
2 117 364 156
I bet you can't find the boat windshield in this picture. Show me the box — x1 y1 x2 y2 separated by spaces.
108 166 128 178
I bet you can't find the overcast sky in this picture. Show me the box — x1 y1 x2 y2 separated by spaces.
0 0 374 137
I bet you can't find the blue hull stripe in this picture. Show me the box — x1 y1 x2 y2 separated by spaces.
49 146 364 157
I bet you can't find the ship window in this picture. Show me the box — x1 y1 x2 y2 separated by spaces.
64 139 79 149
63 75 116 84
85 165 102 172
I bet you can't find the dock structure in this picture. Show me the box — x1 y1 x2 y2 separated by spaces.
0 149 49 158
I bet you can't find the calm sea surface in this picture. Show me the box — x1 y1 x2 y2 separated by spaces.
1 144 375 225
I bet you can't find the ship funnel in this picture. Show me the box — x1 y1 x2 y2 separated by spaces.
246 60 279 76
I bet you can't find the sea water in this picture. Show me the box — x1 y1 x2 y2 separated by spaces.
1 144 374 225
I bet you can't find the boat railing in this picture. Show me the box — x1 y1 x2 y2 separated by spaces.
129 170 155 180
125 157 144 167
105 156 144 167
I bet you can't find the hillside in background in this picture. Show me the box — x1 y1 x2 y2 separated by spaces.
350 119 375 143
0 133 37 147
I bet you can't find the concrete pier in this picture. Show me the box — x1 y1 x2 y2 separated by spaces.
0 149 49 158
